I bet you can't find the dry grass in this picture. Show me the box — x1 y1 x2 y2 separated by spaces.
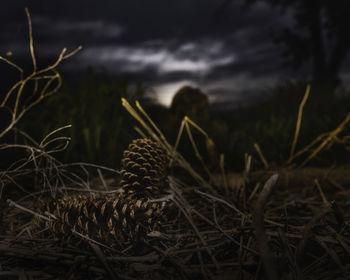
0 8 81 140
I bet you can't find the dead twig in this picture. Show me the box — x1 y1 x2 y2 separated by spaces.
7 199 51 221
89 242 119 280
314 179 330 206
171 197 221 272
254 143 269 169
295 207 334 270
288 84 311 162
194 189 245 217
253 174 279 280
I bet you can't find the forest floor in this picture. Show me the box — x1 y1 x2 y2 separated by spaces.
1 164 349 280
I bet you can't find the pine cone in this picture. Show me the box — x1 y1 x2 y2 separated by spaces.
33 138 170 248
120 138 169 198
41 194 165 248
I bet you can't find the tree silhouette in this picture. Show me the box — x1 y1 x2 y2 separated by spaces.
170 86 209 121
244 0 350 94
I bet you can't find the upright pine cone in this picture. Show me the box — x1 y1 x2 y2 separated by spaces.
33 138 170 248
120 138 169 198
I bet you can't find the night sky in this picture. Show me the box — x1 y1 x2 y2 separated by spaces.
2 0 350 107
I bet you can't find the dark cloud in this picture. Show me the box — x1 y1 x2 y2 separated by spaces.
1 0 343 107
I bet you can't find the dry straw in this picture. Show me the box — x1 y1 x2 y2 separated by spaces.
286 84 350 166
0 8 82 140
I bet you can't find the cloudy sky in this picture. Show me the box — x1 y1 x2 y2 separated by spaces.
1 0 348 107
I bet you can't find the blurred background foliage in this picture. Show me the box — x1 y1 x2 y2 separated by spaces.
17 67 139 168
16 68 350 172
